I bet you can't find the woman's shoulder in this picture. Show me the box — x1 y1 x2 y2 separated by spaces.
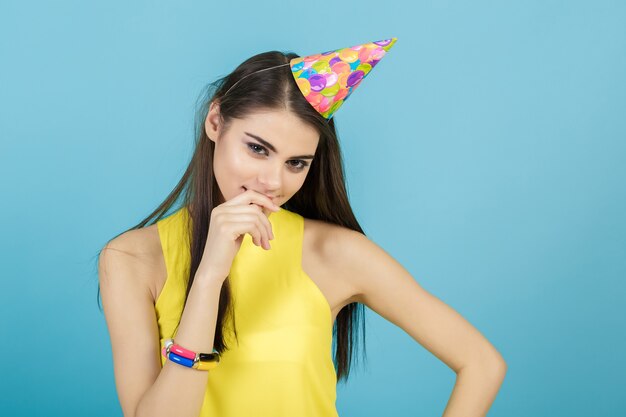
101 224 166 303
302 215 361 245
105 224 163 262
301 216 365 308
302 216 365 265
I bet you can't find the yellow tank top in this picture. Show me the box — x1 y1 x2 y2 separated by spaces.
155 206 338 416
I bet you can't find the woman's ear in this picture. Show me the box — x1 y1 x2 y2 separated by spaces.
204 101 221 143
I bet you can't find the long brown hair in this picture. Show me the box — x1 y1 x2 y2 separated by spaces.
96 50 368 384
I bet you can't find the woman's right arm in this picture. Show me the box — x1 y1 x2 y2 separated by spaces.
99 237 225 417
100 190 279 417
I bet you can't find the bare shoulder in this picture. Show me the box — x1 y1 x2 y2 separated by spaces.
302 217 366 306
99 224 165 303
302 217 362 255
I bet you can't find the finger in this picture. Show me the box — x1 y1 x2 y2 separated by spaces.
231 220 263 247
222 205 273 240
250 203 274 241
226 213 270 248
223 189 280 213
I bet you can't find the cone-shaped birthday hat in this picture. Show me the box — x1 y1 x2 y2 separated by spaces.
289 37 398 120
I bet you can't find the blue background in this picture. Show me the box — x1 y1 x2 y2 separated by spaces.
1 1 625 416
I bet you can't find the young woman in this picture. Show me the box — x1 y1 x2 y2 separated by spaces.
98 39 506 417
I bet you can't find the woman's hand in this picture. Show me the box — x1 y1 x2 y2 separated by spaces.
196 189 280 285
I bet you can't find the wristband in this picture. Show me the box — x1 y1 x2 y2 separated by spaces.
161 338 221 371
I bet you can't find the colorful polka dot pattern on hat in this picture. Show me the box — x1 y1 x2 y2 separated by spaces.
289 37 397 120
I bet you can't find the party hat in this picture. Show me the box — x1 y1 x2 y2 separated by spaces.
289 37 398 120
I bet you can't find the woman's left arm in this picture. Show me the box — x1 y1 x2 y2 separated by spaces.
327 228 507 417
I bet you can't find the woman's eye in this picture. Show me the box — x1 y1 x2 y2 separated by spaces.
247 142 309 171
288 160 309 171
247 143 266 155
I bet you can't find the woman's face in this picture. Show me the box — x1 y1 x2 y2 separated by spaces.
205 101 320 207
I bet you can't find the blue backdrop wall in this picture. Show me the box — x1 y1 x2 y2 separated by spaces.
1 1 624 416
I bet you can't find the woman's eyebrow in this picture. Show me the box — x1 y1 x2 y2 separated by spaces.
244 131 315 159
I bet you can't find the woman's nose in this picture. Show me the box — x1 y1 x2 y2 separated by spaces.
257 163 282 189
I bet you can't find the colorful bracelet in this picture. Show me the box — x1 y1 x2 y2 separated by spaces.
161 338 221 371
